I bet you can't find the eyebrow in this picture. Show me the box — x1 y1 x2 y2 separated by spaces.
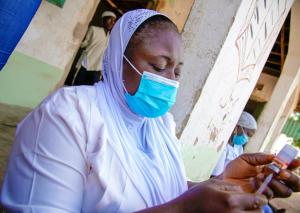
157 55 184 66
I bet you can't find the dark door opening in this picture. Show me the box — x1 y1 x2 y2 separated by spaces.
64 0 158 85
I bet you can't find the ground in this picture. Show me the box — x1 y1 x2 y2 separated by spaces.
0 103 30 183
0 104 299 212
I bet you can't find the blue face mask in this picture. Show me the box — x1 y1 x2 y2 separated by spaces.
123 55 179 118
232 127 249 146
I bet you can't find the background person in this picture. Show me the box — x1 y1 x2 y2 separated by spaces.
73 11 116 85
212 111 257 177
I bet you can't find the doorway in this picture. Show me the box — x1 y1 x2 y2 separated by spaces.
64 0 157 85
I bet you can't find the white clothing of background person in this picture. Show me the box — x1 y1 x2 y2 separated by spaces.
211 143 243 176
211 111 257 176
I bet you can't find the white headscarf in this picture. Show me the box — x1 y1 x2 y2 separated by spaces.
95 9 187 207
101 11 116 19
237 111 257 130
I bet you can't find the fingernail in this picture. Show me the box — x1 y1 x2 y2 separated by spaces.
253 198 259 209
281 170 291 179
255 195 267 206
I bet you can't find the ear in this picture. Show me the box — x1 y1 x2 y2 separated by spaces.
233 126 238 135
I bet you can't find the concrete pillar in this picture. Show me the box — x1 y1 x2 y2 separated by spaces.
156 0 194 32
175 0 294 181
265 87 299 152
172 0 242 134
245 0 300 153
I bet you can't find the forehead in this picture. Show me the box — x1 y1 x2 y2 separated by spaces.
132 28 183 61
240 126 256 136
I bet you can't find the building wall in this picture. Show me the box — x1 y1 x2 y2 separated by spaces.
245 0 300 153
178 0 294 181
171 0 242 133
0 52 63 108
0 0 297 183
0 0 100 108
16 0 99 71
156 0 194 32
250 73 278 102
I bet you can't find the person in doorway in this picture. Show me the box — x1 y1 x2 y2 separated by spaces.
212 111 257 177
1 10 300 212
73 11 116 85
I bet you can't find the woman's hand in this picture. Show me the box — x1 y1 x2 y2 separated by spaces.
264 158 300 198
171 179 267 213
137 179 267 213
222 153 300 198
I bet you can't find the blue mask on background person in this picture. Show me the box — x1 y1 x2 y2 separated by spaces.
123 55 179 118
233 134 248 145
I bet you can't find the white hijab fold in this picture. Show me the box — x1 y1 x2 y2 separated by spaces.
95 9 187 208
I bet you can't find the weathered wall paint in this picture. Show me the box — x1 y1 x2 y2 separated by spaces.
172 0 242 134
181 144 219 181
246 0 300 153
16 0 100 71
250 73 278 102
266 88 300 152
156 0 194 32
0 0 100 108
178 0 294 181
0 52 63 108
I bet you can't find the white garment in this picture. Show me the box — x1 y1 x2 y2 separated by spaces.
0 86 186 212
1 9 188 212
79 26 109 71
211 143 244 176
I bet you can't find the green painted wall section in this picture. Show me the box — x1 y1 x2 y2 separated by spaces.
47 0 66 8
282 118 300 140
181 143 220 181
0 51 64 108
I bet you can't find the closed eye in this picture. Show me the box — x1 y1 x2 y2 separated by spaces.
151 64 165 72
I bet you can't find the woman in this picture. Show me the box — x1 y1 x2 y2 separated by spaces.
1 9 299 212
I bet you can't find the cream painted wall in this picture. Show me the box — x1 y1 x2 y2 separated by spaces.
15 0 100 71
172 0 242 134
266 87 300 153
246 0 300 153
0 0 100 108
156 0 194 32
178 0 294 181
251 73 278 102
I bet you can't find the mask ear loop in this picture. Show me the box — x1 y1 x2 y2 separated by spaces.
122 55 142 94
123 55 142 75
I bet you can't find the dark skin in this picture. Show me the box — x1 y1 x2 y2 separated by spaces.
103 16 116 34
228 125 255 146
123 29 183 95
223 153 300 199
123 26 300 212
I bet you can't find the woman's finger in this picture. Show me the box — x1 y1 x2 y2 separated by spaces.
255 176 274 198
277 169 300 192
287 158 300 171
240 153 274 166
262 186 274 199
232 209 263 213
268 177 293 197
241 208 264 213
225 192 267 210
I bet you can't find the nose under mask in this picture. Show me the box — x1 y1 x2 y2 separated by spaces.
123 55 179 118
